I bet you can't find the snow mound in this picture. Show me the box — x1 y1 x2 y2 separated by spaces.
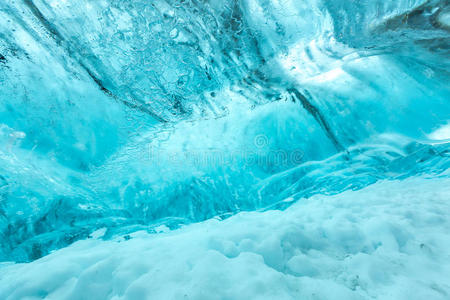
1 176 449 300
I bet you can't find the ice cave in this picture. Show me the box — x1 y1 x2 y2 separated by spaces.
0 0 449 299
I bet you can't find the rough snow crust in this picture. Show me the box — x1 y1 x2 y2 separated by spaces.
1 177 449 300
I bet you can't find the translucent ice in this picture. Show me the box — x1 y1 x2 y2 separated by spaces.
1 177 450 299
0 0 449 271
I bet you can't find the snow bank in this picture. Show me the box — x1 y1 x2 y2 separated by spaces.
1 176 449 300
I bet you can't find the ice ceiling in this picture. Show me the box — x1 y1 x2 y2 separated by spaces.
0 0 449 262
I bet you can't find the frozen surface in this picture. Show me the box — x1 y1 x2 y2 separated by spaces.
1 177 450 300
0 0 449 295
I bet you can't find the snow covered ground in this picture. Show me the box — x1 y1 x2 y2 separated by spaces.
1 176 449 300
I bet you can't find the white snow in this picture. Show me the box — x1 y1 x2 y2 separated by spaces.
1 177 449 300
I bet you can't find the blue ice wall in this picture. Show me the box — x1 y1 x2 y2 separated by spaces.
0 0 449 261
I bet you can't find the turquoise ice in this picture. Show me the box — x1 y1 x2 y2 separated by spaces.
0 1 449 298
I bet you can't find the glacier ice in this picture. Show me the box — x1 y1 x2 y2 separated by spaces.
0 0 449 298
1 177 450 299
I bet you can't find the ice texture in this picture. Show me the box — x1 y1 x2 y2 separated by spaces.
1 177 450 299
0 0 449 292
